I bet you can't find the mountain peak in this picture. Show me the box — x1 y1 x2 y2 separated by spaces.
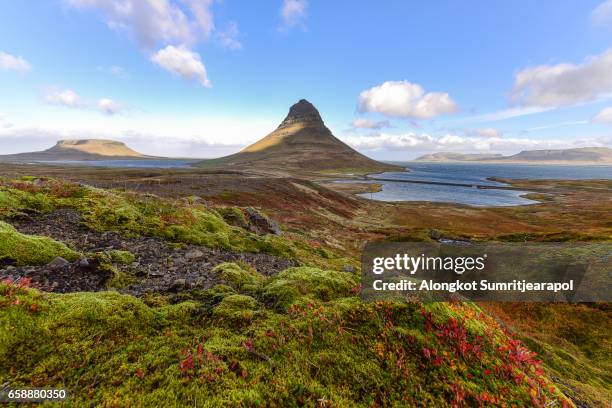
278 99 323 129
202 99 399 173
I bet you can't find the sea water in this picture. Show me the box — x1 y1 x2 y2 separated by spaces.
342 162 612 207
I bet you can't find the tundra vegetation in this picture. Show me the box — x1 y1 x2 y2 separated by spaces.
0 176 607 407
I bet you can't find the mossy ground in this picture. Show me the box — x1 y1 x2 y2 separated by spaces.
0 220 79 266
0 178 355 271
0 177 597 406
1 276 568 407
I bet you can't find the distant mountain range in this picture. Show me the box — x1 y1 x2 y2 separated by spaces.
1 119 610 169
0 139 148 161
415 147 612 165
415 153 504 162
197 99 400 173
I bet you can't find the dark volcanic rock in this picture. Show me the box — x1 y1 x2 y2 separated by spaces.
46 256 70 269
1 209 296 295
245 207 281 235
2 257 111 293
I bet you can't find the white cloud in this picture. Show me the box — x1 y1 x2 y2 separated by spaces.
469 106 554 122
44 87 127 115
98 65 128 78
0 114 277 157
526 120 588 131
0 51 31 73
280 0 308 29
217 21 242 50
343 133 435 150
151 45 210 86
510 48 612 107
182 0 215 39
592 0 612 26
351 118 391 129
44 88 84 108
358 80 458 119
109 65 126 77
97 98 124 115
471 128 502 138
0 113 12 129
66 0 242 51
66 0 214 48
341 132 610 155
593 106 612 123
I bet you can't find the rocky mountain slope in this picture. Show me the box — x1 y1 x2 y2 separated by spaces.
199 99 400 173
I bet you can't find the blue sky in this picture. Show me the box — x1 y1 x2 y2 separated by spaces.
1 0 612 159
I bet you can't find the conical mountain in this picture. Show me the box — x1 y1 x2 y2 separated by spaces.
201 99 399 173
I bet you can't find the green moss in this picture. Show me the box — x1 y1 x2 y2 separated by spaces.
212 262 264 293
263 267 358 310
0 221 79 266
77 189 156 234
107 270 137 289
217 206 248 228
0 177 598 406
0 188 54 217
0 181 353 270
213 294 258 322
0 282 572 407
109 249 136 264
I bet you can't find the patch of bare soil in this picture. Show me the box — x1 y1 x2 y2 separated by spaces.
0 209 296 295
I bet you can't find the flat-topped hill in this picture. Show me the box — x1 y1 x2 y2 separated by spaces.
415 147 612 165
0 139 147 161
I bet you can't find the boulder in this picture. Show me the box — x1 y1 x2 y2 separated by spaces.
184 249 205 260
245 207 281 236
47 256 70 269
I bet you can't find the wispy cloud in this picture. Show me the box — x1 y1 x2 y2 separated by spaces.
0 51 31 73
44 87 84 108
351 118 391 129
97 98 124 115
525 120 589 132
279 0 308 30
510 48 612 108
98 65 128 79
468 106 555 122
66 0 213 48
341 132 611 155
44 87 126 115
0 113 12 129
469 128 503 138
592 106 612 124
591 0 612 27
217 21 242 50
66 0 244 86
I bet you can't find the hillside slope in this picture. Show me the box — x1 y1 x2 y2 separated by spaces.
415 147 612 165
199 99 400 174
0 139 147 161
